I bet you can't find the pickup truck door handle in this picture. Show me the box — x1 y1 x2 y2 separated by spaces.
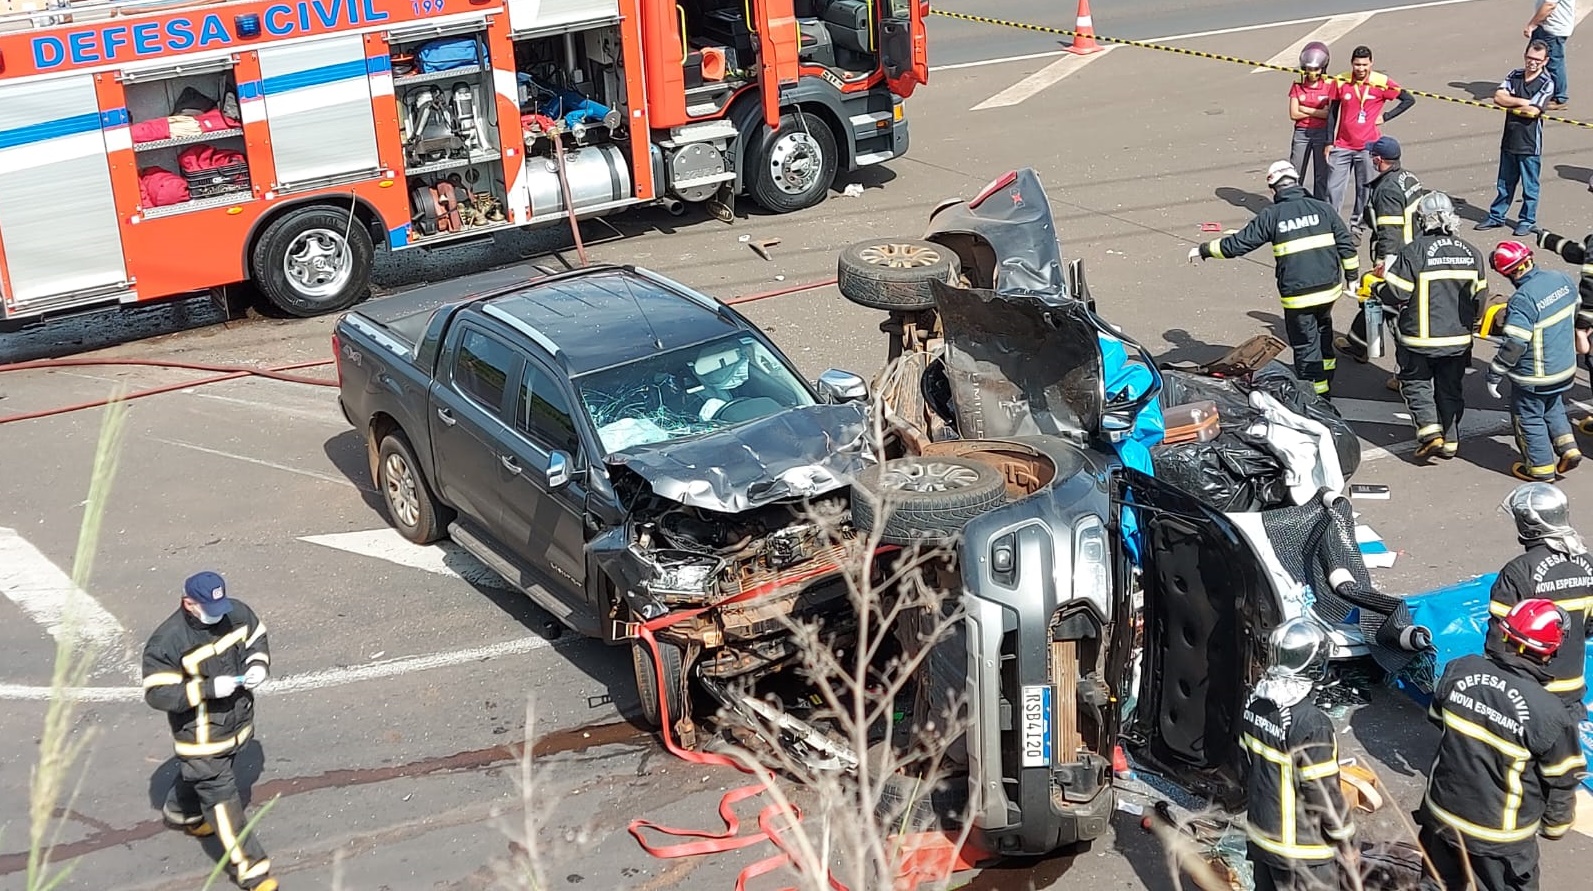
499 455 522 474
436 407 456 426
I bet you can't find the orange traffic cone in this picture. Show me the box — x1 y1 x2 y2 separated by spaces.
1067 0 1104 55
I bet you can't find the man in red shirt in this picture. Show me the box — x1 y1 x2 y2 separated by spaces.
1324 46 1417 235
1288 41 1336 199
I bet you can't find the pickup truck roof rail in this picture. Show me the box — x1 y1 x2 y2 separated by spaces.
0 0 231 32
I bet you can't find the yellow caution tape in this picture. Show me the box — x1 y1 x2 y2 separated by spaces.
931 8 1593 128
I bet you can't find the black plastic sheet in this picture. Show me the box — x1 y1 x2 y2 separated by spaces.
1150 434 1289 512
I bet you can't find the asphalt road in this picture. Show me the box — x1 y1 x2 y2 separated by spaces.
926 0 1477 67
4 1 1593 889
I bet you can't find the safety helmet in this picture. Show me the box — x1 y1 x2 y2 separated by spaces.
1500 598 1570 658
1490 240 1534 277
1502 481 1584 548
1265 160 1300 189
1415 191 1460 234
1299 41 1330 73
1267 617 1331 681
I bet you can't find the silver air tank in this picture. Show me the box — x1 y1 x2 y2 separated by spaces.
525 144 632 217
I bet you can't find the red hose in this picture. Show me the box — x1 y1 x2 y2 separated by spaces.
0 358 336 425
724 277 836 305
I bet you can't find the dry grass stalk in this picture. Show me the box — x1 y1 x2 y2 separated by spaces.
27 391 129 891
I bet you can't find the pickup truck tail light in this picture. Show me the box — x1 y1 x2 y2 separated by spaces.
330 331 342 387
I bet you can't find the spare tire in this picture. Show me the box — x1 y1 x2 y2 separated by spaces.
837 238 960 311
851 456 1007 545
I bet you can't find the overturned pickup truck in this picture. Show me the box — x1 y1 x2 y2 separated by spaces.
831 168 1434 856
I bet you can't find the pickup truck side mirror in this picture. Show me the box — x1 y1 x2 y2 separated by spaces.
547 450 573 489
816 368 868 404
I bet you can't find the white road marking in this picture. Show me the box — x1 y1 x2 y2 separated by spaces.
1575 788 1593 838
970 46 1117 110
0 634 558 702
1332 397 1516 463
0 527 134 675
1251 12 1375 73
184 389 349 427
300 528 514 591
932 0 1488 73
150 436 365 490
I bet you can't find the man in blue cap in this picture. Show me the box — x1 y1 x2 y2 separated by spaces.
141 571 276 891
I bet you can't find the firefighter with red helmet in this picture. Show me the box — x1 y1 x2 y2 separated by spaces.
1485 240 1583 481
1488 482 1593 714
1417 598 1585 891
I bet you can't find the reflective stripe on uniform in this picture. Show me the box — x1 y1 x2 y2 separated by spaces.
1241 733 1339 861
1544 676 1585 694
1322 357 1337 371
1384 271 1416 292
1207 239 1225 259
1281 284 1342 309
144 671 184 689
1541 752 1588 776
1375 215 1405 225
181 626 249 674
1424 797 1540 844
1417 423 1443 439
246 622 267 648
214 798 271 881
1399 332 1473 348
1437 710 1536 836
1312 380 1330 393
1416 270 1483 344
1581 264 1593 277
1274 233 1336 256
174 723 253 758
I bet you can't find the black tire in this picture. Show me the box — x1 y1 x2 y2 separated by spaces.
837 238 960 311
851 457 1007 545
632 638 687 730
748 110 838 214
249 205 374 318
376 433 449 545
875 771 970 832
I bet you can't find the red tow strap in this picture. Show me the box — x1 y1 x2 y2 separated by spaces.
625 546 992 890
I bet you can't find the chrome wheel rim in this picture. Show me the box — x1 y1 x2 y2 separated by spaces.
768 131 823 195
858 243 942 269
282 227 353 298
880 461 982 493
383 453 420 527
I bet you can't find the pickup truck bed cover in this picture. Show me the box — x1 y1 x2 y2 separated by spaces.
357 266 542 346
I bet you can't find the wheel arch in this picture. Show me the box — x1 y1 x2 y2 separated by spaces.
367 411 404 484
243 195 390 278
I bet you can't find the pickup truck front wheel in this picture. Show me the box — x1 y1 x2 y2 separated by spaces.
631 637 687 731
251 206 374 318
377 433 448 545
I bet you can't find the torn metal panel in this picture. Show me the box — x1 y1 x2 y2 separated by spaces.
923 167 1067 298
602 403 873 513
932 279 1104 441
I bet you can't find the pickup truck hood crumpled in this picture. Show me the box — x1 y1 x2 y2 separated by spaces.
603 403 872 513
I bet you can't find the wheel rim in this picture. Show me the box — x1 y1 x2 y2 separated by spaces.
858 243 943 269
282 227 354 299
768 130 823 196
383 453 420 528
879 461 983 494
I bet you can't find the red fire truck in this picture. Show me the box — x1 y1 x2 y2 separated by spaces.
0 0 925 324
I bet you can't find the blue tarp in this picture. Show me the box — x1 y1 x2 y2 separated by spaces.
1403 573 1593 793
1099 334 1164 565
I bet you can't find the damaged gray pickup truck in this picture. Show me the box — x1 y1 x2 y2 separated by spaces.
332 262 882 745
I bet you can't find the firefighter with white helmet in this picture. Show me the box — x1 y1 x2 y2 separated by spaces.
1189 161 1360 397
1372 190 1489 459
1240 618 1356 891
1487 482 1593 713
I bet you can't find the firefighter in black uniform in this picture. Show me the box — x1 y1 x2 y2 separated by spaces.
1417 598 1585 891
1241 617 1357 891
1373 191 1488 460
1488 482 1593 715
1190 160 1360 397
1343 136 1427 362
1535 226 1593 434
143 572 277 891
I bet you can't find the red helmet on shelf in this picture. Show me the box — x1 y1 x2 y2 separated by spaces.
1490 240 1534 277
1500 598 1570 658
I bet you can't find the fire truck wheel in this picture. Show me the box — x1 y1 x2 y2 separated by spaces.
251 206 375 318
748 110 838 214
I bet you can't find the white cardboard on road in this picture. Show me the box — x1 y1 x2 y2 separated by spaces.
0 526 134 676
